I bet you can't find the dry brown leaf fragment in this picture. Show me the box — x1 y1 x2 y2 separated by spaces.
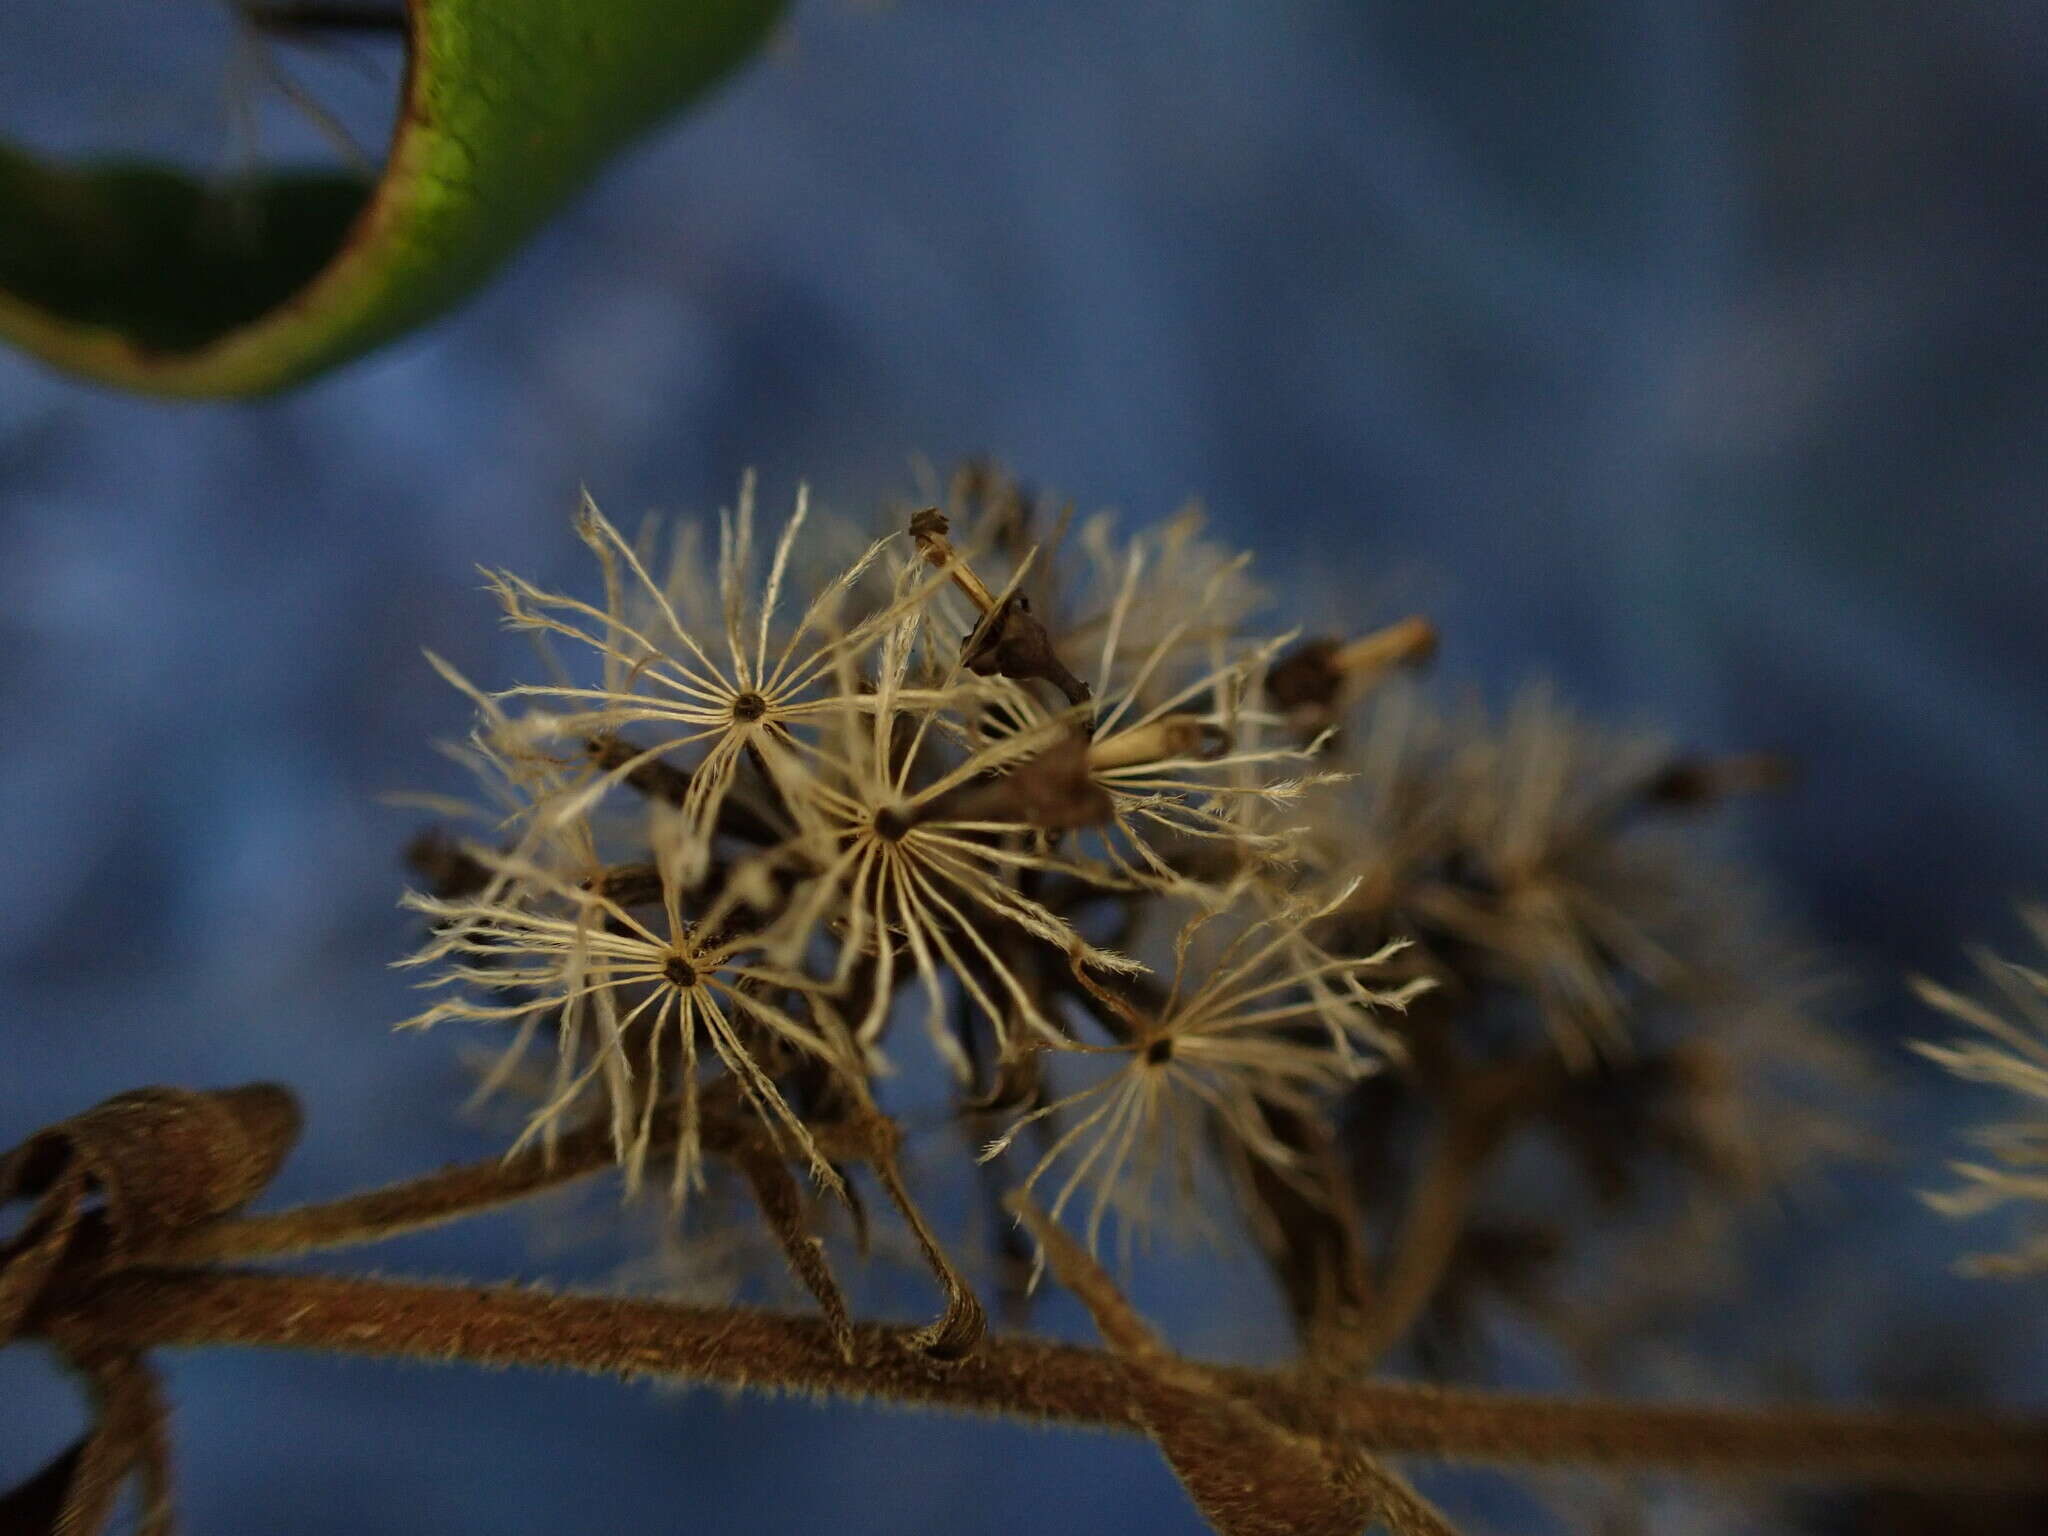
0 1160 88 1343
0 1085 294 1533
0 1084 300 1336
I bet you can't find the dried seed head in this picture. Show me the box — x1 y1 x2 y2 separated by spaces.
695 560 1143 1083
397 836 854 1204
984 886 1424 1257
1913 910 2048 1278
481 484 927 881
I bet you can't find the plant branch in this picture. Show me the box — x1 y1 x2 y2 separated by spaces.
134 1115 631 1266
31 1267 2048 1488
135 1106 871 1268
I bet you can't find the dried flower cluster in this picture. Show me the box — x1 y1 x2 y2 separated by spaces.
397 470 1424 1268
393 466 1859 1379
8 466 2042 1536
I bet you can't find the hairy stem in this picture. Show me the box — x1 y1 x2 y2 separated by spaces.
867 1136 986 1359
33 1268 2048 1487
135 1117 630 1266
137 1107 871 1268
732 1143 858 1361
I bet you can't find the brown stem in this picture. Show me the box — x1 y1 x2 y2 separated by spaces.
1349 1088 1513 1370
731 1144 856 1362
865 1125 986 1360
135 1116 629 1266
32 1268 2048 1488
139 1107 872 1269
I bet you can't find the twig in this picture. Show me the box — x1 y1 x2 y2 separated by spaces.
32 1268 2048 1488
136 1107 871 1268
731 1142 857 1361
135 1115 631 1266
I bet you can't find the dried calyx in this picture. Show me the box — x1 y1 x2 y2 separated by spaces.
911 507 1093 706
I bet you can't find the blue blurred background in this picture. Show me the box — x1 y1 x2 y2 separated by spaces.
2 3 2045 1530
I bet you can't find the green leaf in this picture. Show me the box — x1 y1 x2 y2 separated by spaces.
0 0 786 397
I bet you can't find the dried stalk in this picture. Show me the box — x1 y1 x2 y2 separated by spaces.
137 1105 870 1269
863 1127 986 1359
29 1267 2048 1488
1014 1193 1459 1535
730 1142 858 1361
1349 1091 1514 1369
136 1117 628 1267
